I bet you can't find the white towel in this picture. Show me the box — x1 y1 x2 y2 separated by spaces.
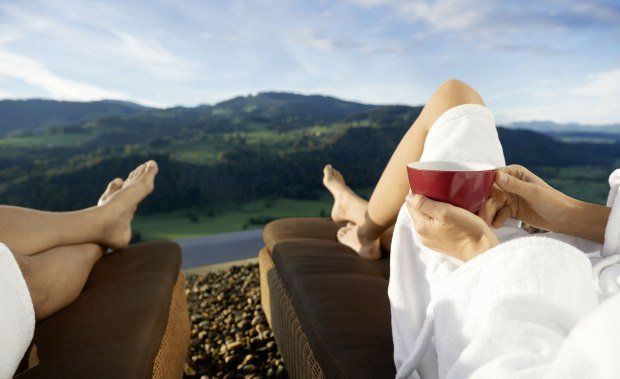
430 236 620 379
0 243 35 379
389 103 620 378
389 103 528 378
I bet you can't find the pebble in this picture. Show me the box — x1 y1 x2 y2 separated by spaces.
251 316 264 326
184 264 289 378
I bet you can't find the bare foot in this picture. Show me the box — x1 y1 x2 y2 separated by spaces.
323 164 368 224
98 178 124 206
337 222 381 260
99 160 158 249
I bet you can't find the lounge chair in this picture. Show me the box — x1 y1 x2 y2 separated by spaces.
14 241 190 379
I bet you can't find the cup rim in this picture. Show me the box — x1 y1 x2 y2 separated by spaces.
407 160 497 172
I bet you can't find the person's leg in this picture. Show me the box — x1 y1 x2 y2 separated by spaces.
0 161 157 256
325 80 485 259
12 244 104 320
4 161 159 320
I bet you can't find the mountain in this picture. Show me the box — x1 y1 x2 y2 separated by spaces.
506 120 620 140
0 99 152 137
213 92 376 130
0 92 617 212
505 120 620 133
12 92 379 143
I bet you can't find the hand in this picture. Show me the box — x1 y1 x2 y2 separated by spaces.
478 184 513 228
406 194 499 261
480 165 575 232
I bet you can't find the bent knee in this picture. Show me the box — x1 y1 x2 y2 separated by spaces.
437 79 484 106
12 254 46 319
12 252 32 282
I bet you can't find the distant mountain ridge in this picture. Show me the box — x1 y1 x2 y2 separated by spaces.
4 95 620 139
0 99 151 137
0 92 378 137
506 120 620 134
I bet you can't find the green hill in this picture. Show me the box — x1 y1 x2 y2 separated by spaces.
0 99 150 136
0 93 617 218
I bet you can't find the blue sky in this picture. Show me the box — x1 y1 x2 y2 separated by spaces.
0 0 619 125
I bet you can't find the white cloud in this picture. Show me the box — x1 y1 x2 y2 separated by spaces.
0 49 127 101
572 68 620 99
348 0 489 32
111 31 197 80
0 3 53 45
288 28 346 52
0 2 198 82
494 68 620 125
0 88 15 98
348 0 620 35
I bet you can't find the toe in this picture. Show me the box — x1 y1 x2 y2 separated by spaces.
145 160 159 174
130 163 146 179
323 164 332 178
110 178 123 191
333 168 343 182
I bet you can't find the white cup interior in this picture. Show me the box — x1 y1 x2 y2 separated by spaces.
407 161 496 171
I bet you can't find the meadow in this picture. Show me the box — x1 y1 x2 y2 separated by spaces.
131 162 612 243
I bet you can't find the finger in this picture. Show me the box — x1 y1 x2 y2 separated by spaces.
408 194 477 228
411 210 431 234
492 205 511 228
495 170 539 199
479 185 505 225
478 202 494 226
500 165 547 186
408 194 448 222
406 196 432 233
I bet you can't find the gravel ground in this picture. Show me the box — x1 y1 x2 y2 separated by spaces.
184 264 289 379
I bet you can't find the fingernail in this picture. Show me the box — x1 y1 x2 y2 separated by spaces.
498 171 507 184
407 194 423 209
406 194 415 205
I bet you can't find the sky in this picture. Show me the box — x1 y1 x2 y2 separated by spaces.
0 0 619 125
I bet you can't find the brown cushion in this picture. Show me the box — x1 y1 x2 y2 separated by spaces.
265 218 395 378
263 217 341 252
15 240 182 379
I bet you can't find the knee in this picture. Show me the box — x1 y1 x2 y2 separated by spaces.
12 254 46 320
436 79 484 105
12 252 32 284
438 79 476 96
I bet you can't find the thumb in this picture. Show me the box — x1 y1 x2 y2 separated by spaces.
496 170 536 199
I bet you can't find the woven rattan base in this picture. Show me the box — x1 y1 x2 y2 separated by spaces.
152 272 191 379
259 248 325 379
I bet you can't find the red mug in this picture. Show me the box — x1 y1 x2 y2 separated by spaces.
406 161 497 213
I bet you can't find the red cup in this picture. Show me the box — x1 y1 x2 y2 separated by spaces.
406 161 497 213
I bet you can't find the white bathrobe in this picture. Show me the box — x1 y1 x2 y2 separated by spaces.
389 104 620 379
0 243 35 379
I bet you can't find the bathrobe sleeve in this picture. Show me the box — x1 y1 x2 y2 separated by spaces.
592 169 620 296
602 169 620 258
432 236 620 379
0 243 35 379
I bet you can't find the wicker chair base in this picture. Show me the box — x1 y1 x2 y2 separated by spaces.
152 272 191 379
259 248 325 379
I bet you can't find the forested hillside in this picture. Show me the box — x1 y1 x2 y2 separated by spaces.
0 93 618 218
0 99 149 136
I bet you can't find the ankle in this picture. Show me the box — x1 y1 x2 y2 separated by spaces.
356 224 379 245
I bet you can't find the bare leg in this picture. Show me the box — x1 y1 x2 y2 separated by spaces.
323 164 368 224
0 161 158 256
6 161 158 320
12 244 103 320
332 80 485 259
